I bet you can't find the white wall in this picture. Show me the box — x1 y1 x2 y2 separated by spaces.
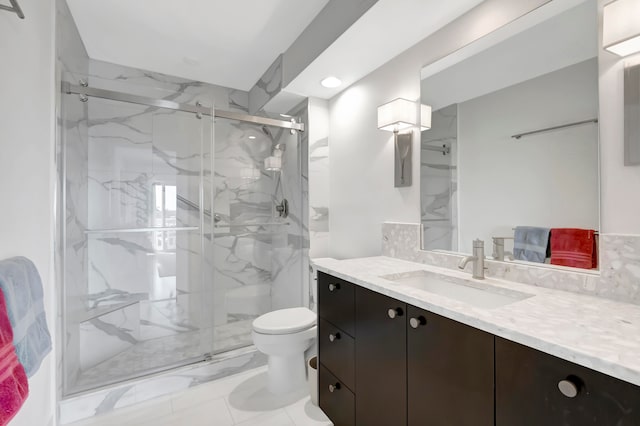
0 1 57 425
328 0 551 259
308 98 330 259
598 0 640 234
458 59 599 253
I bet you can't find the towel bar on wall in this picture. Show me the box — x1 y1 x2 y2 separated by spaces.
510 227 599 235
511 118 598 140
0 0 24 19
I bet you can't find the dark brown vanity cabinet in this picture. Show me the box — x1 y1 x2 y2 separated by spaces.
355 286 407 426
355 286 494 426
318 272 640 426
496 337 640 426
407 304 494 426
318 272 356 426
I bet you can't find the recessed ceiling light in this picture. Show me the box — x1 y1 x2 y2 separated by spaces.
321 76 342 88
248 135 256 140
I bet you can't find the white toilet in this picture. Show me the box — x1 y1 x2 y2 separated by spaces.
252 307 317 395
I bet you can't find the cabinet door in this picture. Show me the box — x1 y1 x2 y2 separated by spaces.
319 364 355 426
355 287 407 426
407 305 494 426
319 318 355 391
496 337 640 425
318 272 355 336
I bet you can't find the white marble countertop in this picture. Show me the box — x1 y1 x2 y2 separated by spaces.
312 256 640 387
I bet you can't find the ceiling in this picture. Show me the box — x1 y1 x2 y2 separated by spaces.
67 0 485 97
286 0 485 100
66 0 330 91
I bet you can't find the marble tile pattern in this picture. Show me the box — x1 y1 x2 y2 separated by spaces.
248 55 284 115
421 104 458 251
382 222 640 305
64 365 330 426
312 256 640 387
56 0 90 397
59 348 268 424
59 56 309 396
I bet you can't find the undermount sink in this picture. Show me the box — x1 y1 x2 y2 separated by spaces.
380 270 533 309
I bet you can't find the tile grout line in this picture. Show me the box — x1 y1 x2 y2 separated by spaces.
221 396 238 425
283 407 298 426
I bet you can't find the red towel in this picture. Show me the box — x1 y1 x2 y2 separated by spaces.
550 228 598 269
0 290 28 426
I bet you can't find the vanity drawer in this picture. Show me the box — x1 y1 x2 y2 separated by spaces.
319 364 355 426
319 318 355 391
318 272 355 336
496 337 640 425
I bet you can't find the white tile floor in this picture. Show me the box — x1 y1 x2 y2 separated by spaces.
69 366 332 426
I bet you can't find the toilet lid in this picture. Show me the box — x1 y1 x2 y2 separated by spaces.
252 307 317 335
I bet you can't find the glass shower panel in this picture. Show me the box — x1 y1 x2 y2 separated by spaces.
211 119 304 354
62 94 214 395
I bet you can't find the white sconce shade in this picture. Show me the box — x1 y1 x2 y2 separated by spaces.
377 98 417 132
603 0 640 57
420 104 432 130
264 156 282 171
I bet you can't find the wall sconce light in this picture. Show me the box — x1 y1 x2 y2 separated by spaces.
377 98 431 187
603 0 640 57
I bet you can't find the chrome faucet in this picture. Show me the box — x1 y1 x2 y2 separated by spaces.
458 239 487 279
491 237 514 261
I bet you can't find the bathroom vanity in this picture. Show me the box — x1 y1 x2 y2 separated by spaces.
315 257 640 426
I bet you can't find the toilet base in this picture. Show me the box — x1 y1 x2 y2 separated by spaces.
267 352 306 395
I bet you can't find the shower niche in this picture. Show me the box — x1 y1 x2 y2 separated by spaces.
60 68 306 395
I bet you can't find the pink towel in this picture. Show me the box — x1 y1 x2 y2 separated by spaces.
0 290 28 426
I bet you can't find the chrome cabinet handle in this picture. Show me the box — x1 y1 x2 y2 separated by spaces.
388 307 403 319
329 332 341 342
409 316 427 329
328 283 340 292
558 378 580 398
328 383 340 393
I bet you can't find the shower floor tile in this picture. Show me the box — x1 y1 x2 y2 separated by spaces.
68 366 332 426
71 320 254 393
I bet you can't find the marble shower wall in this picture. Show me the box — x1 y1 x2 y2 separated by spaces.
421 104 457 251
56 0 89 396
59 52 308 394
307 98 330 311
382 222 640 305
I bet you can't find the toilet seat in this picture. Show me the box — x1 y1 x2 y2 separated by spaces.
252 307 316 335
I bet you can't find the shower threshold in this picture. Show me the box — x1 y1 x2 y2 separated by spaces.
59 345 267 424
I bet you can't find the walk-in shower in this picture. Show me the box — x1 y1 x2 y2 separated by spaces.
59 71 306 396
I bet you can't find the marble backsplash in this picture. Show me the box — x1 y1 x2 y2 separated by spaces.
382 222 640 305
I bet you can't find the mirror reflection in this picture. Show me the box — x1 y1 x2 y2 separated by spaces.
420 0 599 268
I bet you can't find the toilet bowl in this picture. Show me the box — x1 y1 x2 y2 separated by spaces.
252 307 317 395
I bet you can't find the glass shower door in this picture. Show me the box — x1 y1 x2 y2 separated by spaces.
210 118 304 354
62 92 215 395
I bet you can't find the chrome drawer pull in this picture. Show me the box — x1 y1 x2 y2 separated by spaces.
329 333 341 342
388 307 403 319
558 378 580 398
328 383 341 393
328 283 340 292
409 316 427 329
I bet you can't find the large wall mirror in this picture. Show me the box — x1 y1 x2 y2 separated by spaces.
419 0 599 268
